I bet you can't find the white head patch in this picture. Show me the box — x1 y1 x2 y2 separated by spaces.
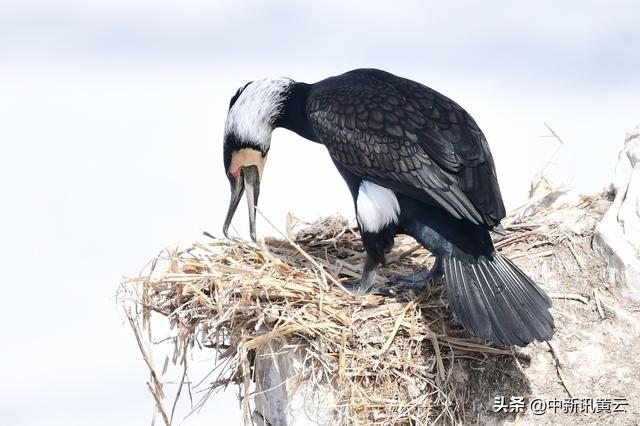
356 181 400 233
224 78 292 149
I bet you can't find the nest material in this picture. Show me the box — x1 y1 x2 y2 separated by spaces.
119 188 611 425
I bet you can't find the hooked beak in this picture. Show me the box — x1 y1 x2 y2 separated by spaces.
222 165 261 242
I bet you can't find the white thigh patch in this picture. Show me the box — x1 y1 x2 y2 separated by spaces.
356 181 400 233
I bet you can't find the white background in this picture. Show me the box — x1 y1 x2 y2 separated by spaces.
1 1 639 424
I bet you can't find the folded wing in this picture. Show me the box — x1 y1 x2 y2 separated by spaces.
307 68 505 228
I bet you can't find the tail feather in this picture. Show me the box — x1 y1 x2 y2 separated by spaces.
443 252 554 347
493 255 553 336
444 258 491 339
473 259 528 345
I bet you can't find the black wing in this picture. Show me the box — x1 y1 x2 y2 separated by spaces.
306 68 505 227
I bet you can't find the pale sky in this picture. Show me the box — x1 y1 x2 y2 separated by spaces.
1 1 639 424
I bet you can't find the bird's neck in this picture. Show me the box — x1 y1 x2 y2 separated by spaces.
225 79 318 153
275 82 319 143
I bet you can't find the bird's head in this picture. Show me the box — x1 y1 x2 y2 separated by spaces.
222 78 292 241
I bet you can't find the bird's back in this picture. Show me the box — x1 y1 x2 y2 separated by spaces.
307 68 506 228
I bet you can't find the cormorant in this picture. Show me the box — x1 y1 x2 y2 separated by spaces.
221 68 554 347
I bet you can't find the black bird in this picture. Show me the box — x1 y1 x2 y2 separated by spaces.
222 68 554 346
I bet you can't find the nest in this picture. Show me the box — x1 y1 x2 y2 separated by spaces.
119 185 612 425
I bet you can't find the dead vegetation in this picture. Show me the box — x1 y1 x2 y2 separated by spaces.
119 184 640 425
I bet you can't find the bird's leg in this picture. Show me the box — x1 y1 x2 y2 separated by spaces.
377 257 443 295
342 254 379 294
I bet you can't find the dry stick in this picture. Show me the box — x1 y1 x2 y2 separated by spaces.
379 301 414 355
543 122 565 144
285 212 296 240
147 382 170 426
427 326 446 382
387 243 427 265
539 123 565 177
548 293 590 304
566 239 586 273
127 313 170 426
509 249 554 260
256 208 349 293
170 349 189 424
338 329 347 382
494 230 540 250
594 289 606 319
547 341 573 398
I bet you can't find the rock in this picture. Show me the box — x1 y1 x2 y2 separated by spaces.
518 174 597 236
593 124 640 300
527 174 581 211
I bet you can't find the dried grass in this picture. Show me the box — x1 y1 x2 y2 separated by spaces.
118 187 610 425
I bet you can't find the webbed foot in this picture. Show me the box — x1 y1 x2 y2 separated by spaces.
376 258 443 296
